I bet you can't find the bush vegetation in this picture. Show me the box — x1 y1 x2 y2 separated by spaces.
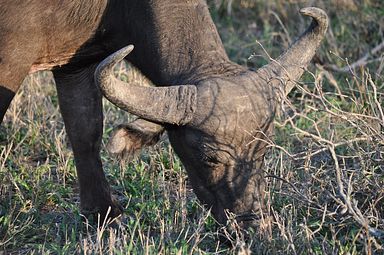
1 0 383 254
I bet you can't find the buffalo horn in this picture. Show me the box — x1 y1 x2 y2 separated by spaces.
95 45 197 125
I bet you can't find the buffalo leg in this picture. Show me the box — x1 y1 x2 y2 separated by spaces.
0 86 15 125
53 65 122 220
0 59 33 125
0 32 40 125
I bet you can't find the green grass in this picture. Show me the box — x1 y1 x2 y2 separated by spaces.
1 0 384 254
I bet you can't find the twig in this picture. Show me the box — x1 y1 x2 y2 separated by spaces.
325 41 384 73
265 174 322 210
292 137 371 160
368 73 384 125
328 145 384 239
269 11 292 44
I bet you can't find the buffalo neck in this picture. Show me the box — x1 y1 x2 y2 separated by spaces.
107 0 241 85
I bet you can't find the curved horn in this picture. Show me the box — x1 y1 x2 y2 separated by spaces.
257 7 328 95
95 45 197 125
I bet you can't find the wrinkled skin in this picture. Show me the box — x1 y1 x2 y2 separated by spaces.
0 0 328 228
168 73 276 223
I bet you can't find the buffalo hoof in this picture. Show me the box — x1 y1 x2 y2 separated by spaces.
81 197 123 225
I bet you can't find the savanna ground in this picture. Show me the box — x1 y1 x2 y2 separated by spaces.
1 0 383 254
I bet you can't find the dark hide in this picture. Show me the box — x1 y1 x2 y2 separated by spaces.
0 0 328 227
0 87 14 123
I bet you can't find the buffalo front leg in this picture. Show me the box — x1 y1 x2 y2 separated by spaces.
53 65 122 221
0 56 34 125
0 86 16 125
0 60 32 143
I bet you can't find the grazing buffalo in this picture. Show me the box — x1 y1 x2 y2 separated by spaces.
0 0 328 227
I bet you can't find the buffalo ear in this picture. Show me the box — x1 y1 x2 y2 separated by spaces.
107 119 164 160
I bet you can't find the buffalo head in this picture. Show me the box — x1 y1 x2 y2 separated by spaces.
95 7 328 227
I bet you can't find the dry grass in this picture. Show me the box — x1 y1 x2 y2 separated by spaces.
1 0 383 254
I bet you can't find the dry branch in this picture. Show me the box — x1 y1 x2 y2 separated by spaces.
325 41 384 73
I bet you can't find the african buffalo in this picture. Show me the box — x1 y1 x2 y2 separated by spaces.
0 0 328 227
